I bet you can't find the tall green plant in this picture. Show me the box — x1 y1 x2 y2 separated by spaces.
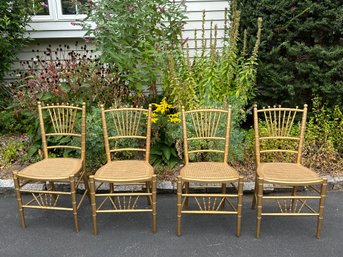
0 0 31 106
163 1 262 112
83 0 186 95
162 1 262 162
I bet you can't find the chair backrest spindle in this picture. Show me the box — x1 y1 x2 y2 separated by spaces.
38 102 86 160
254 104 308 166
182 107 232 164
101 105 152 163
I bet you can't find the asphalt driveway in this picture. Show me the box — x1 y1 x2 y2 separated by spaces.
0 191 342 257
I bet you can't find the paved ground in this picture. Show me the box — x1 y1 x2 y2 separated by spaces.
0 191 342 257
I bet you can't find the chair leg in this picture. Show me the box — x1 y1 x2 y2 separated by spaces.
317 178 328 239
146 182 152 206
89 176 97 235
256 178 263 239
184 182 189 209
70 176 79 232
291 186 297 211
177 176 182 236
82 171 91 202
236 177 244 237
251 177 258 209
13 172 26 229
152 175 157 233
220 183 227 210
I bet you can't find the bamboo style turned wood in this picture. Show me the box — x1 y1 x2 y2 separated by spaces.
252 104 328 239
13 102 89 232
89 105 156 235
177 107 244 236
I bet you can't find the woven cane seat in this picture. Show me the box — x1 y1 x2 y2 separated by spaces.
94 160 154 182
257 163 321 184
18 158 82 180
180 162 239 182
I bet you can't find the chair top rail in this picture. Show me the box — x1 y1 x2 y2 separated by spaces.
260 149 298 154
187 137 225 141
256 106 306 113
103 107 148 113
46 145 81 150
40 102 84 111
45 133 81 137
259 136 300 141
184 108 230 114
108 135 147 140
188 149 225 154
110 148 146 153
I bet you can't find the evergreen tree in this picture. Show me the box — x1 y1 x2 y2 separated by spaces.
239 0 343 108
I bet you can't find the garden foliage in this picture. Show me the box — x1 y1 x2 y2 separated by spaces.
82 0 186 95
0 1 31 103
162 0 262 162
239 0 343 108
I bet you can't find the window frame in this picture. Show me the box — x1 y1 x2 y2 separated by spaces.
31 0 86 22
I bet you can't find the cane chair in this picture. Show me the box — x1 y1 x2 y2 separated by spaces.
252 104 328 238
177 106 244 236
13 102 89 232
89 105 156 235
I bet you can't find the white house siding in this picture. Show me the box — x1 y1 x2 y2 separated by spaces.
5 0 230 81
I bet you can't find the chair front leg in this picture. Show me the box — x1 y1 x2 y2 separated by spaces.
81 170 91 202
152 175 157 233
177 176 182 236
13 172 26 229
89 175 97 235
70 176 79 232
256 178 264 239
236 177 244 237
251 177 258 209
316 178 328 239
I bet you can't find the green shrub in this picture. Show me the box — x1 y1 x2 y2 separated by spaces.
162 0 262 162
0 1 31 107
239 0 343 109
82 0 186 95
150 97 181 169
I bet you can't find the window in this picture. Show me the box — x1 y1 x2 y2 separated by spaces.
30 0 86 21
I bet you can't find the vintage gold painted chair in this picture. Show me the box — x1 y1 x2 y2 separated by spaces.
177 106 244 236
13 102 89 232
89 105 156 235
252 104 328 238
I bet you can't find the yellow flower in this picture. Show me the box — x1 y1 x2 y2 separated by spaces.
168 112 181 123
151 112 158 123
153 97 173 114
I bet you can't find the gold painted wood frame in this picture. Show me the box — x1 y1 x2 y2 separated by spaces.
89 105 156 235
252 105 328 239
177 107 244 237
13 102 89 232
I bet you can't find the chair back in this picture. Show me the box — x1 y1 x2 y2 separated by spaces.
182 107 232 164
253 104 308 166
101 105 152 162
38 102 86 161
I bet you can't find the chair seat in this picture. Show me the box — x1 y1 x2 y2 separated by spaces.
257 163 322 184
94 160 154 182
180 162 239 182
18 158 82 181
